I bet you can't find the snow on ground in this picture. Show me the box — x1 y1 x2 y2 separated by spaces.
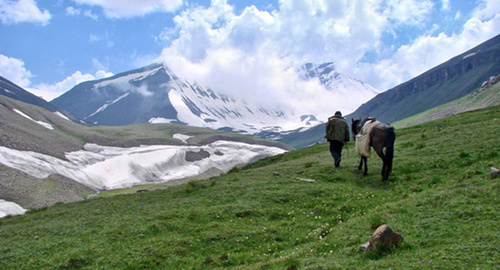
173 133 191 143
0 200 27 218
0 141 286 190
148 117 177 124
13 109 54 130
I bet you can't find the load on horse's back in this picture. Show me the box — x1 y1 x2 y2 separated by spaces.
351 117 396 181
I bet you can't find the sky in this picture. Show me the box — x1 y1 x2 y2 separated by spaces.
0 0 499 105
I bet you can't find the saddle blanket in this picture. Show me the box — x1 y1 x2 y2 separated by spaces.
355 120 380 157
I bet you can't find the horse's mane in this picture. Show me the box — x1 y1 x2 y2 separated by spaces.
359 117 376 128
352 117 377 135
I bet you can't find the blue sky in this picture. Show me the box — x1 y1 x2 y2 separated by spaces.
0 0 499 102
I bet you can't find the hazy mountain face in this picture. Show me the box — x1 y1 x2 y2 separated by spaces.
51 62 378 136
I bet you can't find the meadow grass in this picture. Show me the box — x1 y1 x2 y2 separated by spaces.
0 106 499 269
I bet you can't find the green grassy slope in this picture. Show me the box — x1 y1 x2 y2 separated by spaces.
0 106 499 269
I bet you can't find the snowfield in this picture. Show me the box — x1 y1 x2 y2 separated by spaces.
0 138 286 191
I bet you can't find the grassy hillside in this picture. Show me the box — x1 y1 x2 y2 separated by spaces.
0 106 499 269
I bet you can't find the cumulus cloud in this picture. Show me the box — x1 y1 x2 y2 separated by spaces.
0 54 33 87
354 1 500 90
0 0 51 25
153 0 500 118
72 0 183 18
158 0 459 117
382 0 434 25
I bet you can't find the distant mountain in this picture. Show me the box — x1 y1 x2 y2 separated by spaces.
298 62 379 113
0 76 78 122
1 76 57 112
279 34 500 148
51 62 377 138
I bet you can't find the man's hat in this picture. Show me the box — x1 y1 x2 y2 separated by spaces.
335 111 342 116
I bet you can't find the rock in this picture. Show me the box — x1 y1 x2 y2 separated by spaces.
185 149 210 162
491 167 500 179
295 178 316 182
360 224 403 254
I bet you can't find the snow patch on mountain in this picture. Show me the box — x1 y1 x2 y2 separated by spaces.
13 109 54 130
54 111 70 121
86 92 130 120
0 141 286 190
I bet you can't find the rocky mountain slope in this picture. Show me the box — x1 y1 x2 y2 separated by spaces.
348 34 500 123
393 75 500 128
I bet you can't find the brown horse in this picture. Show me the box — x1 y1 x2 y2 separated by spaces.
351 118 396 181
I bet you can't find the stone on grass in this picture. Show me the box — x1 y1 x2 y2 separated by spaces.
360 224 403 254
491 167 500 179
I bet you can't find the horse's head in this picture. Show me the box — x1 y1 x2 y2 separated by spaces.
351 118 361 135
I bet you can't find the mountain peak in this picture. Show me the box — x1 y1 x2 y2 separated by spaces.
300 62 337 80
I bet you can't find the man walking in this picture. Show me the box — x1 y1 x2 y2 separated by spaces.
325 111 350 167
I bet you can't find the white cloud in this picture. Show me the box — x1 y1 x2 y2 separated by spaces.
89 34 101 43
157 0 390 116
0 54 32 88
32 70 114 101
73 0 183 18
472 0 500 20
66 6 81 16
155 0 500 114
383 0 434 26
66 6 98 20
441 0 450 11
353 1 500 90
0 0 51 26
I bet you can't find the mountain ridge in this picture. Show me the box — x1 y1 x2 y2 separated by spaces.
50 61 378 137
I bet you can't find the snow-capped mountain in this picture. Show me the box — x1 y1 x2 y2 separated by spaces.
51 62 377 136
298 62 379 113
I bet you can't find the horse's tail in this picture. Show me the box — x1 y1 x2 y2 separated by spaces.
385 127 396 174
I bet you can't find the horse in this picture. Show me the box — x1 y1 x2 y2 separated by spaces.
351 118 396 181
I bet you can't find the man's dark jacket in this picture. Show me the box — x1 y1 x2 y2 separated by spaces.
325 116 350 143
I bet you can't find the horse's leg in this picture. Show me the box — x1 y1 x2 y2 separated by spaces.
363 156 368 176
374 146 387 180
